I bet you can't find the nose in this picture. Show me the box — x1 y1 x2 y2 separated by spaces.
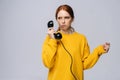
61 18 65 24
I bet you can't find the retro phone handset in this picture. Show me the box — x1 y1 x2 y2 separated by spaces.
47 20 77 80
47 20 62 40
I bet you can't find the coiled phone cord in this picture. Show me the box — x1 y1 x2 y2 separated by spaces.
60 40 77 80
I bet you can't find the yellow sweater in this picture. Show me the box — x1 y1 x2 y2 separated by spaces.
42 32 106 80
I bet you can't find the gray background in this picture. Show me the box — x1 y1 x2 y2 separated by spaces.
0 0 120 80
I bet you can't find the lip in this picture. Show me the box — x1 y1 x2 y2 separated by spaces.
61 25 66 27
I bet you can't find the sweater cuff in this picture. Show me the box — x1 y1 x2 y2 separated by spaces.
97 45 106 56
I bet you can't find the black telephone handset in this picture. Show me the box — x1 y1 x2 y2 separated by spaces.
47 20 62 40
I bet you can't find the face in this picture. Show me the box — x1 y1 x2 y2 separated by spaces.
56 10 73 32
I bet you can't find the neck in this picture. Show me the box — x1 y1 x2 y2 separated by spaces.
60 27 75 34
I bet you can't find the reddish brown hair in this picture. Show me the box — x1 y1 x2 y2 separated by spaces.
55 4 74 20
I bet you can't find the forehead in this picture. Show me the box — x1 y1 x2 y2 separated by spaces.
57 10 70 17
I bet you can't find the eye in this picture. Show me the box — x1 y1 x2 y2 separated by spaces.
65 16 70 19
57 17 62 20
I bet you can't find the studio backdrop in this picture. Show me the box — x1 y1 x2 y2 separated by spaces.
0 0 120 80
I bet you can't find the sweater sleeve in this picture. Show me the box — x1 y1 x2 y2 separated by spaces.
42 36 57 69
82 37 106 70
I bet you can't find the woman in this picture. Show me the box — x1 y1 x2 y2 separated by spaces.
42 4 110 80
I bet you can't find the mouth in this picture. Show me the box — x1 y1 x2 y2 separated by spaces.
60 25 66 27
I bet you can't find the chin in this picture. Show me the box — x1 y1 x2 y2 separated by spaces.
60 28 66 31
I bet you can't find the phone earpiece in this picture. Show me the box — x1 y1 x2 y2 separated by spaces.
48 20 54 28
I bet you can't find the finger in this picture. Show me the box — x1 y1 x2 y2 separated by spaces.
48 27 54 30
105 46 110 52
48 28 52 30
106 42 110 45
49 28 51 30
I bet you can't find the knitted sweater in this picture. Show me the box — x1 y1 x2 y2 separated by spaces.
42 32 106 80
